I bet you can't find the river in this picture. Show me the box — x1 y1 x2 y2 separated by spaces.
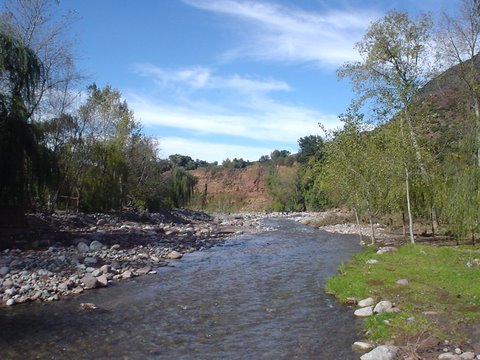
0 218 362 359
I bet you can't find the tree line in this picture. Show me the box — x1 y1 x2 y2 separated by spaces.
303 0 480 244
0 0 198 214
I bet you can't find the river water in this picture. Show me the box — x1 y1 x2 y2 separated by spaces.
0 219 362 359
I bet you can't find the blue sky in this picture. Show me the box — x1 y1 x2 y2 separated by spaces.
61 0 456 162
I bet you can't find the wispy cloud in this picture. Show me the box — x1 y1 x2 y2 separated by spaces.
183 0 379 66
134 64 291 93
128 93 338 144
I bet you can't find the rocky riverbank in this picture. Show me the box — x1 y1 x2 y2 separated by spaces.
0 210 271 307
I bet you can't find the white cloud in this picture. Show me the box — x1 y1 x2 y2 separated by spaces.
157 137 273 162
128 93 339 144
134 64 291 93
183 0 380 66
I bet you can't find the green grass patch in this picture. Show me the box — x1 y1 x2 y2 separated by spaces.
326 244 480 343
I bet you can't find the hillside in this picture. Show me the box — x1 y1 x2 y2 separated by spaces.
190 163 272 212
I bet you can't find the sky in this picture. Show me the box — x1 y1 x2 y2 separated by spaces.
60 0 457 162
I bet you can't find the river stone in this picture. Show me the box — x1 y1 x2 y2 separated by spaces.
136 266 152 275
30 291 42 301
374 300 393 314
396 278 409 286
354 306 374 317
84 257 98 265
91 269 102 277
460 352 476 360
100 264 111 274
2 279 13 289
376 246 397 254
77 242 90 253
80 274 98 289
96 274 108 287
58 281 69 292
438 353 461 360
121 270 133 279
6 298 15 306
352 341 375 352
96 218 107 226
89 240 104 251
0 266 10 276
360 345 398 360
166 250 182 259
358 297 375 307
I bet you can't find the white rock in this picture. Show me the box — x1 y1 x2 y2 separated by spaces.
366 259 378 264
352 341 375 352
354 306 374 317
376 246 397 254
6 298 15 306
360 345 398 360
374 300 393 314
460 352 476 360
438 353 460 360
166 251 183 260
396 278 409 285
358 297 375 307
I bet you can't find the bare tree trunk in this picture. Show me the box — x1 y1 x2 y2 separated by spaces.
474 97 480 166
365 198 376 245
430 205 438 238
369 214 376 245
405 167 416 244
354 207 363 244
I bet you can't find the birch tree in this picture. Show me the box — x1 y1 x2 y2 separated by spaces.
338 11 436 243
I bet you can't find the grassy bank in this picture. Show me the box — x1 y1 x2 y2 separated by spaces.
326 244 480 346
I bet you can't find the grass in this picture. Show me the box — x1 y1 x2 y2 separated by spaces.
326 244 480 343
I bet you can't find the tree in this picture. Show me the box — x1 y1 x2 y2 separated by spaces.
338 11 436 243
437 0 480 165
297 135 325 163
0 31 50 210
0 0 82 122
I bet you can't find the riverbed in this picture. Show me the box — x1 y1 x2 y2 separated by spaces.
0 218 362 359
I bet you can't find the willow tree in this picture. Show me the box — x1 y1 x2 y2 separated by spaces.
170 167 197 208
0 31 47 211
338 11 436 243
